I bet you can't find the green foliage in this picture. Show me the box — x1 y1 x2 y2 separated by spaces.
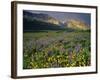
23 30 91 69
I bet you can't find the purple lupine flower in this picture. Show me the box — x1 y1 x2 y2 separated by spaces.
75 44 81 53
68 48 73 64
47 50 53 57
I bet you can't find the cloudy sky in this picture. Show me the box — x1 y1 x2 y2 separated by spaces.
27 10 91 26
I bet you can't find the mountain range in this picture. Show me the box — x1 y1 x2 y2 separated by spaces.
23 11 90 31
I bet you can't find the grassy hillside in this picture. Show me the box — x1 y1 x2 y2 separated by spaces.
23 18 63 31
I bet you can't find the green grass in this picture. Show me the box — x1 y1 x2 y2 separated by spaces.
23 30 91 69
